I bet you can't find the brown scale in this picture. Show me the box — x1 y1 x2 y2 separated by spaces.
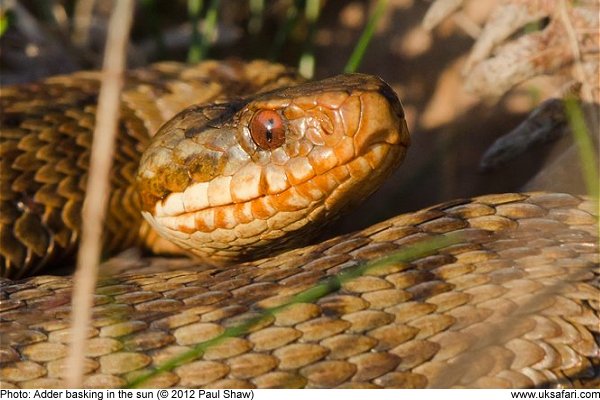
0 192 597 388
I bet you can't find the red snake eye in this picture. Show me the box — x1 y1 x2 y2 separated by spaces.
250 110 286 150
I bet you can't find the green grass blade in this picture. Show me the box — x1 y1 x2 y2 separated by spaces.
0 12 10 37
248 0 265 35
298 0 320 78
126 232 461 387
188 0 219 62
344 0 388 73
564 97 600 199
187 0 204 62
198 0 220 60
268 0 302 61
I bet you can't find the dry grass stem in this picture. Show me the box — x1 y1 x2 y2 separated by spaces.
425 0 599 102
422 0 462 31
451 12 481 39
558 0 594 103
557 0 599 134
66 0 134 388
72 0 96 48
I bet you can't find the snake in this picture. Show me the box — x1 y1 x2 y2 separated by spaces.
0 60 598 389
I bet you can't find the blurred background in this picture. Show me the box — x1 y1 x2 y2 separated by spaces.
1 0 598 235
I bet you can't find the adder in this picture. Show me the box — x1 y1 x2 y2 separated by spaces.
0 60 598 388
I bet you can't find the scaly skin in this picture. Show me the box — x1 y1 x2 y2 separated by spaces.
0 62 598 388
1 60 301 278
136 72 409 264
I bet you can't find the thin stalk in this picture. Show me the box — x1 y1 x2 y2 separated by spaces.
187 0 203 62
268 0 302 61
344 0 388 73
66 0 134 388
127 233 461 387
188 0 219 62
248 0 264 35
0 11 10 37
72 0 96 48
564 97 600 199
298 0 320 78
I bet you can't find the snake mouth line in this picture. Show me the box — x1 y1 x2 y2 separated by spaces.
152 139 404 221
142 140 407 258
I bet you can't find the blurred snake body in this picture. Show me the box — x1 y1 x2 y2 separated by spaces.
0 61 598 388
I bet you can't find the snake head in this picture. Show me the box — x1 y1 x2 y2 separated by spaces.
136 73 410 263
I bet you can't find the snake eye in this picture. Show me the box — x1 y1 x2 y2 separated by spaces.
250 110 286 150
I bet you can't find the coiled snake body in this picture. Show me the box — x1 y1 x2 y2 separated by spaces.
0 61 598 388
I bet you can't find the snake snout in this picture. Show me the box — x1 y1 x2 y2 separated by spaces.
351 78 410 156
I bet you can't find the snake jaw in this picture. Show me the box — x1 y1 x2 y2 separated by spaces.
137 73 410 264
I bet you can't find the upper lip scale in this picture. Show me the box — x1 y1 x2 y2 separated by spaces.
153 140 401 219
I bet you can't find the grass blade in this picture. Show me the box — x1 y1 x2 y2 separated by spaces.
127 233 461 387
66 0 134 387
268 0 302 61
344 0 388 73
564 97 600 199
298 0 320 78
188 0 219 62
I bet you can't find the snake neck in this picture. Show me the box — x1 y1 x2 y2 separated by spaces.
0 61 301 278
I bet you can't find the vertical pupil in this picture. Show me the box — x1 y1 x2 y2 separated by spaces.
265 118 274 142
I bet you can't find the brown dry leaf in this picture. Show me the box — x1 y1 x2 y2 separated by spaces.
424 0 598 193
424 0 599 103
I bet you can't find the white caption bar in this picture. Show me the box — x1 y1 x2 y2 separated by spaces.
0 389 599 400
